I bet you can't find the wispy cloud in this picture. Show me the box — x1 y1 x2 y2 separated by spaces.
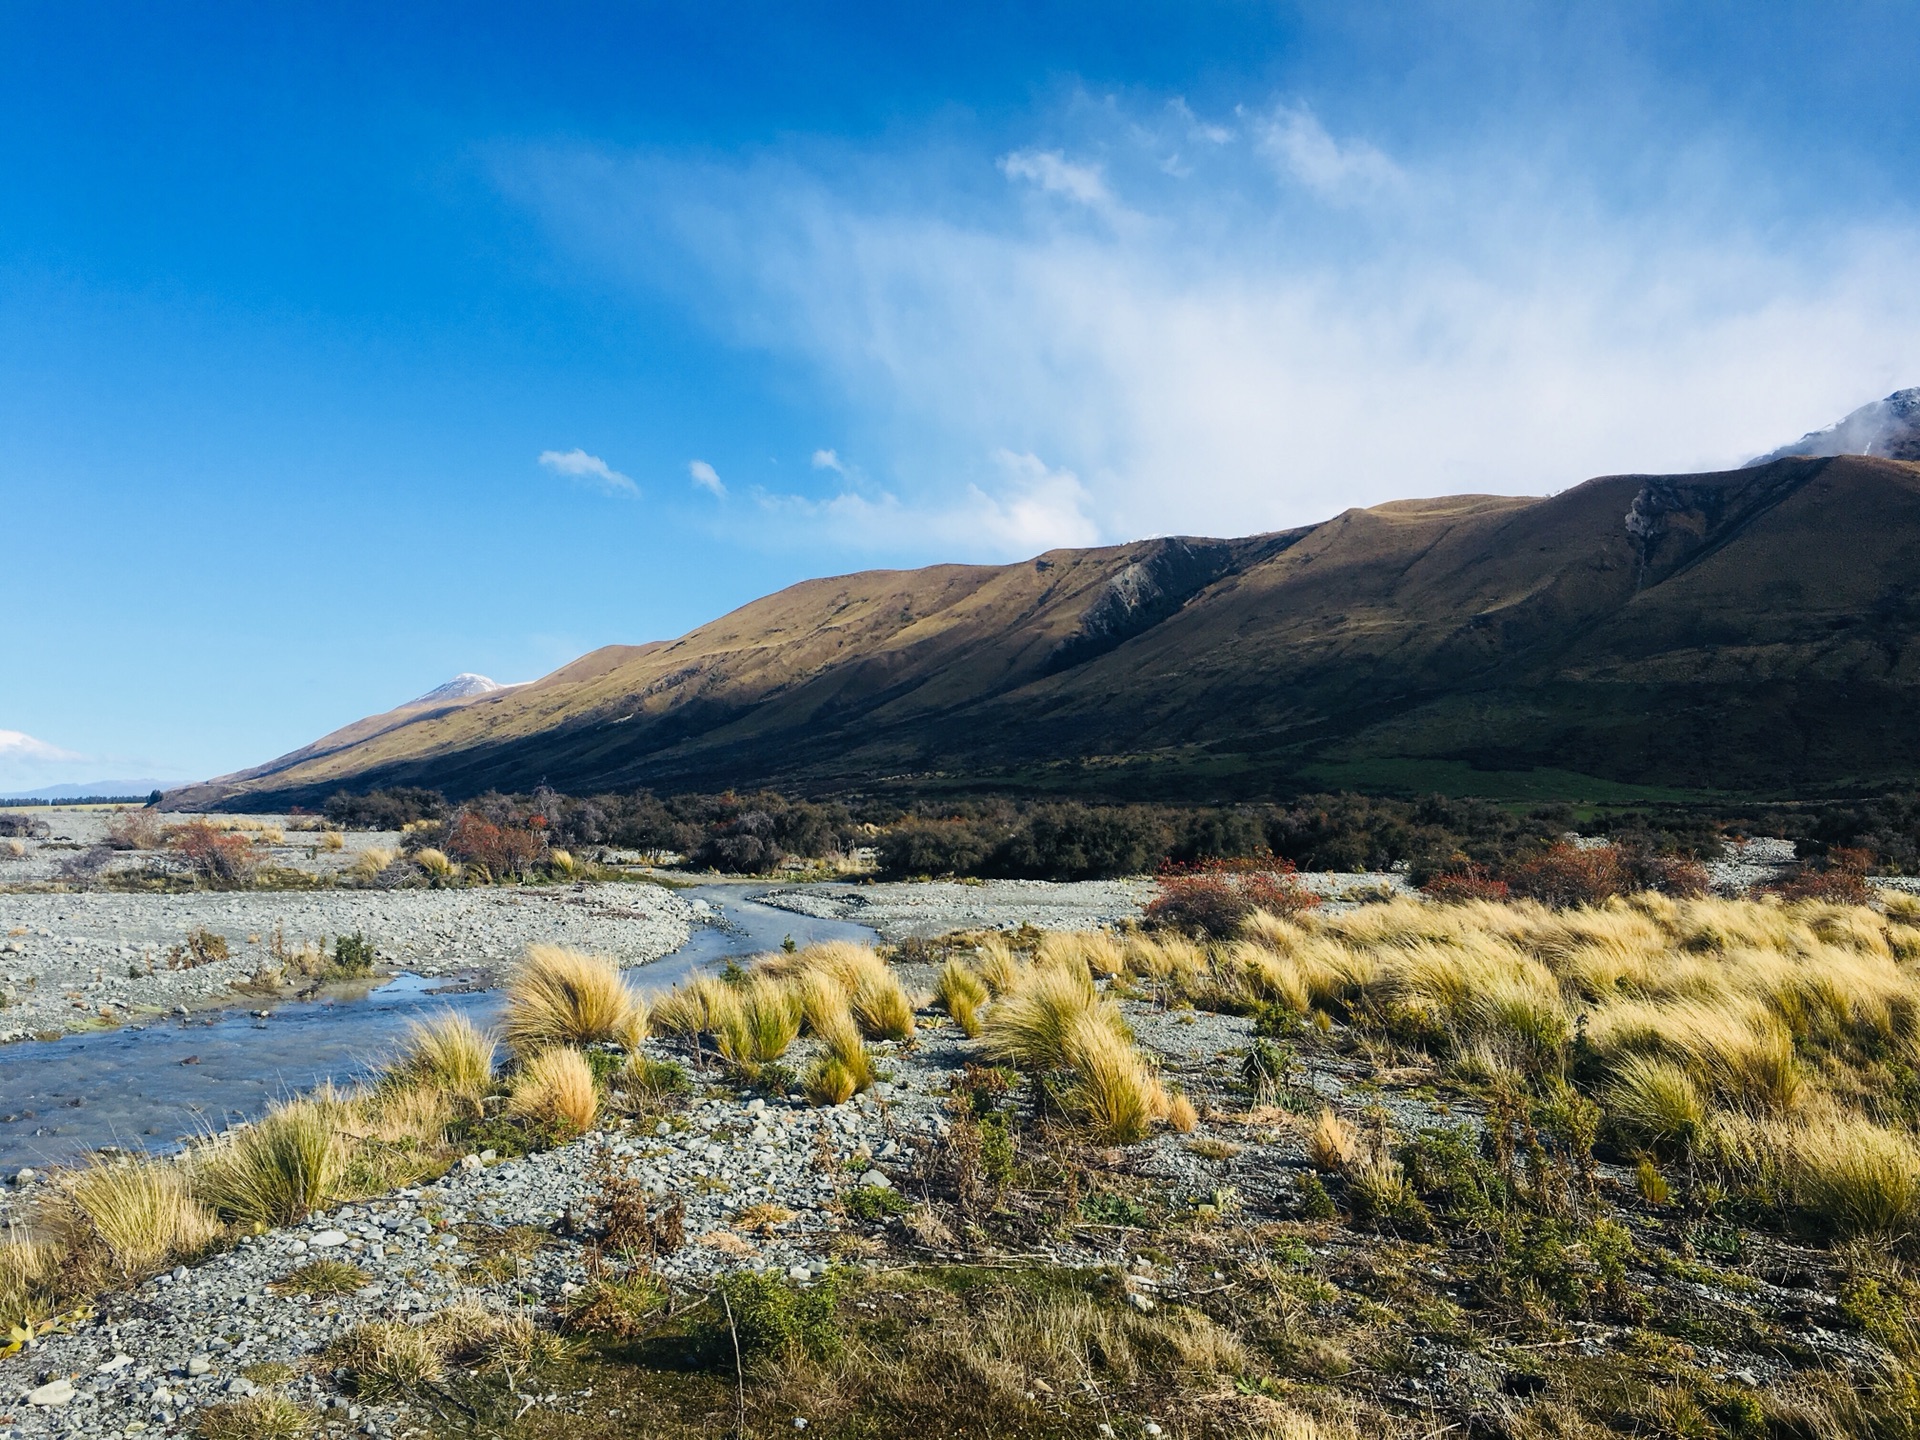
1253 102 1401 197
537 447 636 496
999 149 1123 221
810 448 845 474
0 729 87 791
506 89 1920 552
688 459 726 496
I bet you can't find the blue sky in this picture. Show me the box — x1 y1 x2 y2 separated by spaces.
4 1 1919 790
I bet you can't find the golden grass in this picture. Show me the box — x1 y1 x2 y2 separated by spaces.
718 976 803 1071
1602 1055 1704 1154
508 1046 598 1137
981 963 1104 1072
413 847 454 880
1307 1109 1358 1173
1058 1011 1164 1144
392 1010 496 1104
60 1157 220 1277
503 944 645 1056
933 961 989 1037
652 973 743 1043
972 935 1025 996
194 1092 348 1226
194 1392 319 1440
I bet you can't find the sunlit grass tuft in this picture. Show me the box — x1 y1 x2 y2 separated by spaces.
508 1046 598 1137
503 944 645 1056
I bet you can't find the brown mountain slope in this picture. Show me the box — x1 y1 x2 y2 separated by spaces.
168 454 1920 808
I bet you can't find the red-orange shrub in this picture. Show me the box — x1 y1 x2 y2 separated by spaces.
1506 843 1627 908
1766 846 1873 905
1421 865 1511 904
1145 857 1319 937
170 820 259 884
444 812 545 880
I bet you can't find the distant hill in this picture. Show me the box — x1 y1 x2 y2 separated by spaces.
1749 387 1920 464
3 780 175 802
165 448 1920 810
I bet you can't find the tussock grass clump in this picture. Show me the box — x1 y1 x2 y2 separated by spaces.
503 944 646 1056
1602 1055 1705 1155
718 976 803 1072
412 847 454 881
333 1300 559 1398
971 935 1025 996
982 964 1103 1073
271 1257 369 1297
653 974 744 1048
391 1010 495 1105
1307 1109 1358 1173
508 1046 599 1137
1057 1011 1164 1143
194 1392 318 1440
934 961 988 1037
194 1092 348 1226
59 1157 220 1277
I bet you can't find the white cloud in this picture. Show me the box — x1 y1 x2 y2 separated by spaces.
688 459 726 496
537 447 636 496
999 149 1123 220
508 96 1920 552
1254 103 1401 197
751 449 1098 554
810 448 845 473
0 729 88 791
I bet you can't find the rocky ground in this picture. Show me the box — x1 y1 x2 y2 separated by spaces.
0 886 691 1044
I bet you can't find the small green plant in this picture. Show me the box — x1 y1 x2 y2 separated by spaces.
1297 1173 1336 1220
330 932 377 977
623 1056 691 1101
1081 1191 1150 1227
715 1270 841 1364
844 1185 911 1222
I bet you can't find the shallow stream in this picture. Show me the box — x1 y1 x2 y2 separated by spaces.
0 885 873 1171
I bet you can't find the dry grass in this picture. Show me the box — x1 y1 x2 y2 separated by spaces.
933 960 988 1036
194 1391 318 1439
972 935 1025 996
1602 1055 1705 1154
58 1156 220 1277
331 1299 557 1398
193 1092 349 1226
503 944 646 1056
718 976 803 1072
982 963 1103 1072
1057 1011 1165 1143
509 1046 599 1137
413 846 454 880
1307 1109 1358 1173
652 973 744 1046
391 1010 496 1105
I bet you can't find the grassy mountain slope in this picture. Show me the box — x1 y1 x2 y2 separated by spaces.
168 454 1920 808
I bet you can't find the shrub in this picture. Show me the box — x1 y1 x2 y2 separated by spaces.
716 1270 841 1364
322 787 448 830
392 1011 496 1105
934 960 989 1036
1768 848 1874 905
508 1046 598 1137
502 944 645 1056
1507 843 1626 908
1421 865 1511 903
443 811 546 880
1146 858 1319 937
171 820 260 885
104 810 166 850
330 932 377 976
195 1094 347 1226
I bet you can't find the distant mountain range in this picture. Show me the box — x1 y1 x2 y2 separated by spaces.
167 396 1920 810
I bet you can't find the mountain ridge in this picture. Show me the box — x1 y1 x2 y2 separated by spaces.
164 451 1920 810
